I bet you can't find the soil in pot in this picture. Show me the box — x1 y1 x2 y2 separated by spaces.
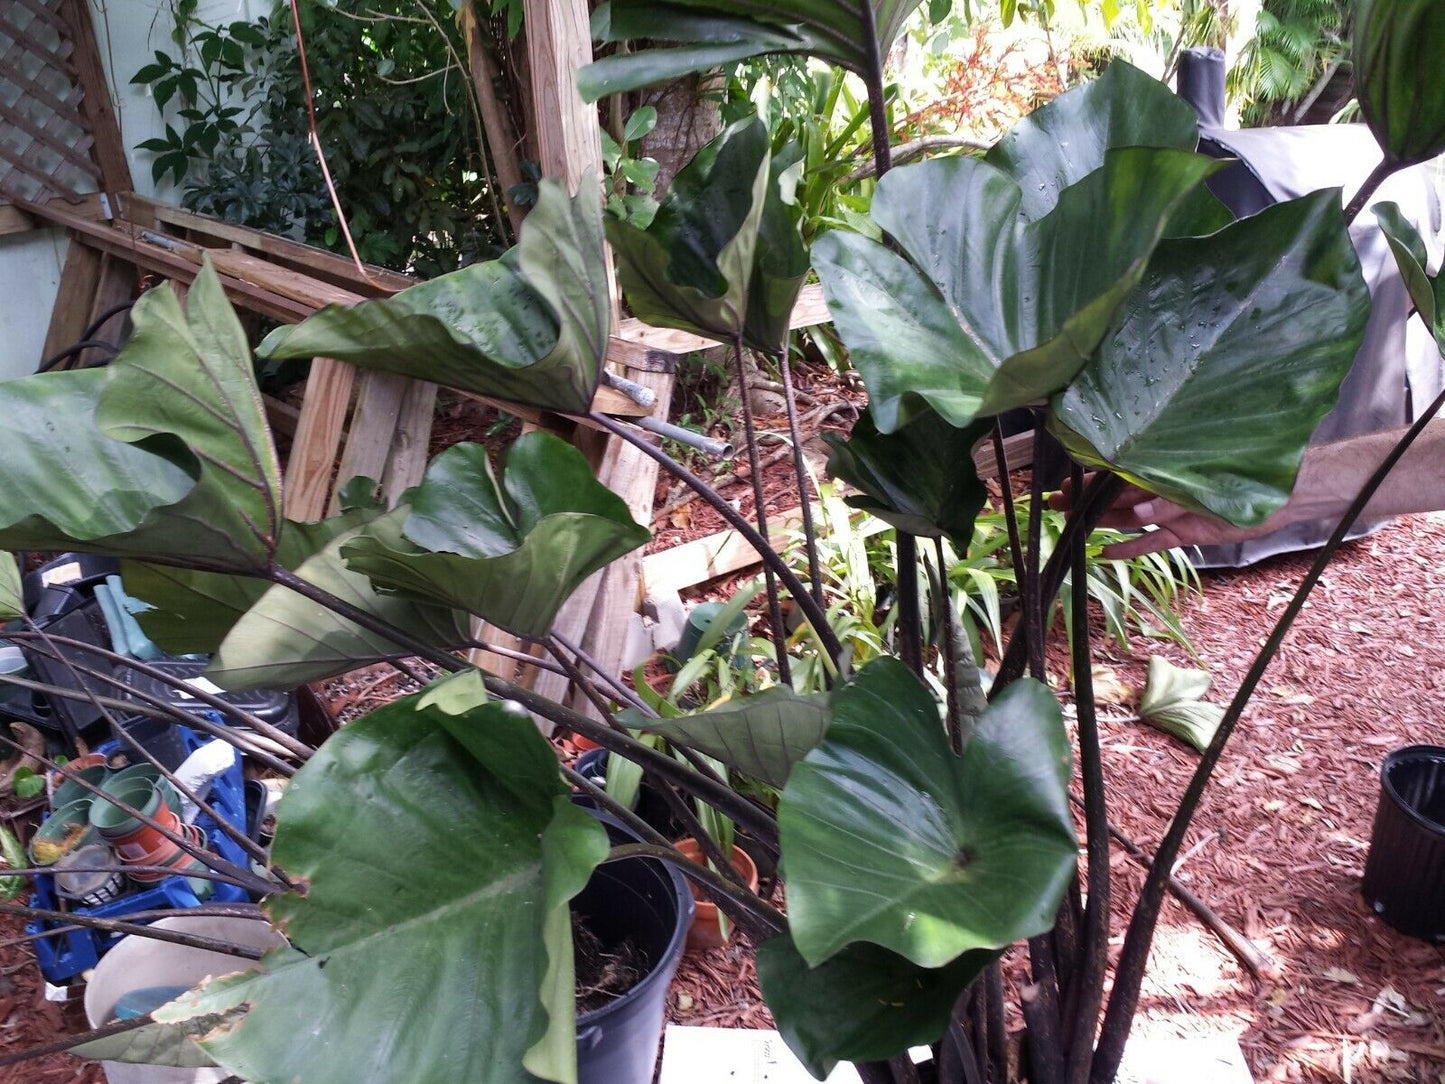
673 838 759 953
573 912 646 1014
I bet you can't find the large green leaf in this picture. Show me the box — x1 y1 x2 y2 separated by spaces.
619 686 830 789
122 511 381 655
0 263 281 571
814 148 1223 431
1051 189 1370 527
339 433 649 639
1374 201 1445 354
155 676 608 1084
97 259 283 568
1354 0 1445 168
757 936 997 1080
606 117 806 354
259 176 610 413
779 658 1076 969
579 0 923 99
985 59 1229 234
824 412 989 548
207 508 468 690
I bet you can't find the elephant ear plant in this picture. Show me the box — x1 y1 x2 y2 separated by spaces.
0 2 1440 1082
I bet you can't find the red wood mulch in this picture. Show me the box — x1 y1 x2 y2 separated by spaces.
666 515 1445 1083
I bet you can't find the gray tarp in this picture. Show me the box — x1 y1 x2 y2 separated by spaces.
1185 124 1443 566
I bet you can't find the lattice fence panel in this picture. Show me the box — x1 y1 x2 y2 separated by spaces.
0 0 103 205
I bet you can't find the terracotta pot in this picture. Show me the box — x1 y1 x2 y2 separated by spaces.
126 823 203 884
673 838 759 952
90 773 182 858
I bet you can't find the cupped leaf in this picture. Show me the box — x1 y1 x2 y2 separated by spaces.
579 0 923 99
606 117 806 354
1374 201 1445 354
1051 189 1370 527
985 59 1229 233
156 678 609 1084
97 258 283 569
0 553 21 620
779 658 1076 969
122 511 383 655
757 935 997 1080
260 175 609 413
619 686 830 789
825 412 990 548
0 265 281 571
207 508 469 690
1138 656 1222 753
339 433 649 638
815 149 1224 431
1354 0 1445 168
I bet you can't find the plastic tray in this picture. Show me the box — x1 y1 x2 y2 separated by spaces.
27 720 255 983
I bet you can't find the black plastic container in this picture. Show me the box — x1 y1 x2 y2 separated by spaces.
115 657 300 737
22 601 113 737
574 749 684 839
116 716 194 771
1361 744 1445 941
575 811 692 1084
22 553 118 622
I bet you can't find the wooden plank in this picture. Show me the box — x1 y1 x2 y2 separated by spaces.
120 194 411 296
524 0 602 191
87 250 136 333
972 431 1034 479
12 197 315 322
56 0 132 193
379 379 438 505
263 394 300 438
642 505 890 595
284 359 355 521
329 370 409 514
0 191 102 236
40 236 101 362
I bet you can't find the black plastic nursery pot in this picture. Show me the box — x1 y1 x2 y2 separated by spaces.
575 811 693 1084
1361 744 1445 941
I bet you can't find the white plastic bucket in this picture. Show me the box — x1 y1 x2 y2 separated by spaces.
82 915 279 1084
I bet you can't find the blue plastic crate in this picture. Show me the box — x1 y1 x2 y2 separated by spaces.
27 720 256 983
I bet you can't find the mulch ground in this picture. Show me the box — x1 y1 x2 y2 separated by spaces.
666 513 1445 1083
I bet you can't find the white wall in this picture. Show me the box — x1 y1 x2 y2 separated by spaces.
92 0 271 203
0 0 267 379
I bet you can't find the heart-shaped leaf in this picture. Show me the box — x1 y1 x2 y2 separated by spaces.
0 262 281 572
207 508 468 690
155 677 608 1084
619 686 830 789
607 117 806 354
260 175 610 413
1051 189 1370 526
757 935 997 1080
339 433 649 639
814 148 1223 432
1374 201 1445 354
825 412 990 548
985 59 1230 234
579 0 923 100
779 658 1076 969
1354 0 1445 168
